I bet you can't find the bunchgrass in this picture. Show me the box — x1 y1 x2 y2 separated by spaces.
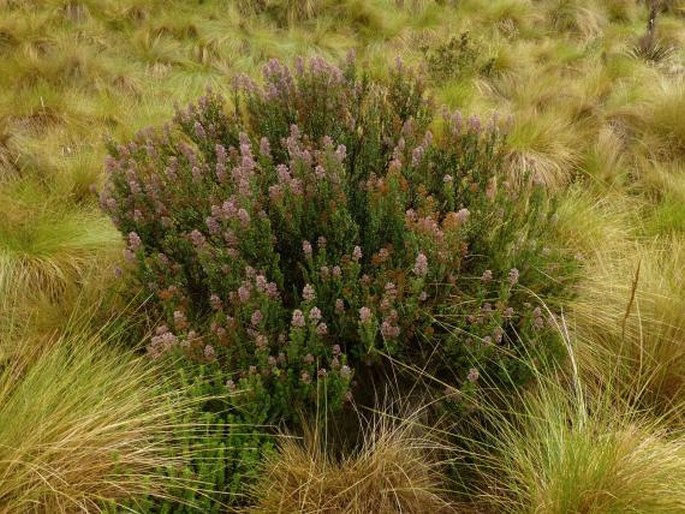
570 236 685 421
451 315 685 514
469 370 685 513
0 178 121 341
249 404 456 514
0 327 198 512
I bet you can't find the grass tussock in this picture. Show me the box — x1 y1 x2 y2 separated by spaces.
640 79 685 155
249 409 455 514
570 236 685 419
0 329 193 512
0 178 121 340
471 372 685 514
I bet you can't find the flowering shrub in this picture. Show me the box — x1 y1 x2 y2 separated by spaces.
101 56 577 424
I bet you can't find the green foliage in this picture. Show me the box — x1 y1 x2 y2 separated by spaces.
422 32 495 82
115 362 276 512
101 56 576 428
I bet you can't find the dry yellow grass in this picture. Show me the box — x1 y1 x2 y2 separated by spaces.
249 409 456 514
571 236 685 420
0 329 196 512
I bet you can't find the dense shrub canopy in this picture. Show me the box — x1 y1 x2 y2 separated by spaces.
101 56 577 424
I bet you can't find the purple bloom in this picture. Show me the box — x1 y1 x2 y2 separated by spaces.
189 229 206 248
411 145 425 167
277 164 291 182
335 299 345 313
128 180 141 195
128 232 142 251
384 282 397 299
467 368 480 382
251 310 263 327
309 306 322 322
359 307 372 324
302 240 313 257
291 309 305 328
104 197 118 212
481 269 493 283
352 245 362 262
332 266 342 279
413 253 428 277
237 284 251 303
255 275 268 292
206 216 220 235
259 137 271 157
302 284 316 302
508 268 520 286
335 144 346 162
316 323 328 335
237 208 250 226
456 208 470 224
269 184 283 202
194 121 206 140
266 282 279 299
204 344 216 360
381 320 400 338
255 334 268 349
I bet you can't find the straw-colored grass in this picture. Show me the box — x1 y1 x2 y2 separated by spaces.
470 371 685 514
570 236 685 420
0 329 195 512
249 409 456 514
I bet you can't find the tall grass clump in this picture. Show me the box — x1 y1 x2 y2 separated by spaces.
0 178 121 341
462 340 685 514
0 329 194 512
249 406 455 513
0 180 119 300
571 237 685 420
100 55 578 426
